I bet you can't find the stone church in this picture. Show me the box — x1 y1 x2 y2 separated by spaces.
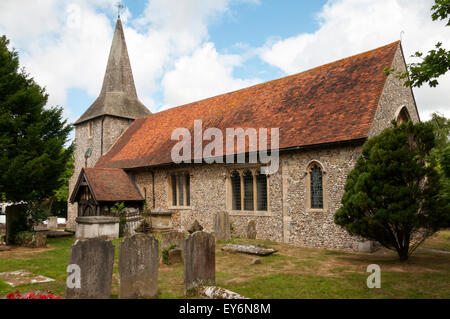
68 17 420 251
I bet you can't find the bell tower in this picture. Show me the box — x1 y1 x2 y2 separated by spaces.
66 17 151 230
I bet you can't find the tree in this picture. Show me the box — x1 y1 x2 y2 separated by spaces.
396 0 450 88
426 113 450 226
0 35 73 227
335 121 449 261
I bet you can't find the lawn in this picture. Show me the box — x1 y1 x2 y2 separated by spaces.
0 231 449 299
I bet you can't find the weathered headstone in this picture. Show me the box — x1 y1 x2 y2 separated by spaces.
188 220 204 234
27 233 47 248
167 249 183 265
65 238 115 299
119 234 159 299
5 205 27 245
214 211 231 241
184 231 215 294
47 216 58 231
358 241 376 253
161 231 185 252
247 220 257 239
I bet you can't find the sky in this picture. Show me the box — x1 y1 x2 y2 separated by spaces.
0 0 449 142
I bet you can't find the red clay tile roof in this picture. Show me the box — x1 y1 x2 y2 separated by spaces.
73 168 144 202
96 41 400 169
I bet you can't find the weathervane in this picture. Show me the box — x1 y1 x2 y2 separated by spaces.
116 1 124 18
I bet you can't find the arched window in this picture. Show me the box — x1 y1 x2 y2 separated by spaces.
256 172 268 211
396 107 411 124
310 164 323 209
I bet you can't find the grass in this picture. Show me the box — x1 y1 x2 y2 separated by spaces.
0 231 449 299
421 229 450 252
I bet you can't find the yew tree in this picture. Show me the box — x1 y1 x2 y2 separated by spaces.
0 35 73 222
335 121 449 261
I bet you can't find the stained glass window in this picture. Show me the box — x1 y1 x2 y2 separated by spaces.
310 165 323 209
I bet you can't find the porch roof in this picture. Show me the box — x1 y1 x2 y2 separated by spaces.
70 168 144 203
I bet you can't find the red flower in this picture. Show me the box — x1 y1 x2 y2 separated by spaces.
6 293 15 299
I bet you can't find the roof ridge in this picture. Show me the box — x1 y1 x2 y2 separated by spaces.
142 41 400 118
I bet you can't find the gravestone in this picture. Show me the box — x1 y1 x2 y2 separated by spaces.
161 231 185 252
188 220 203 234
119 234 159 299
5 205 27 245
167 249 183 265
47 216 58 231
65 238 115 299
214 211 231 241
247 220 257 239
184 231 215 294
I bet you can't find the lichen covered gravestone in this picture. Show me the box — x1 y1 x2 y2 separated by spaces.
161 231 185 252
247 220 257 239
184 231 215 294
47 216 58 231
214 211 231 241
65 238 115 299
188 220 204 234
119 234 159 299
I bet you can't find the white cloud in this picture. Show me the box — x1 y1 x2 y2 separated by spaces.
161 42 260 108
0 0 258 120
1 0 448 124
259 0 450 120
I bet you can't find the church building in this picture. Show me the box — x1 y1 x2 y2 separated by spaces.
68 17 420 251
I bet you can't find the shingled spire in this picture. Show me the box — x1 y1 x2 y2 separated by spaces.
74 17 151 125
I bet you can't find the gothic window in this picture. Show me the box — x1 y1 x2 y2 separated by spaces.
396 107 411 124
170 173 190 207
310 165 323 209
231 171 241 210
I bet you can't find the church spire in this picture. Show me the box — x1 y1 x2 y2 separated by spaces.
74 17 151 125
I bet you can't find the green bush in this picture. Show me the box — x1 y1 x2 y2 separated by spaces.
14 231 34 246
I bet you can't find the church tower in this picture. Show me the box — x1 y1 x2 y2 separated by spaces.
67 17 151 230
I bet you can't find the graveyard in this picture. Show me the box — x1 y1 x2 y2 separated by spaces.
0 230 449 299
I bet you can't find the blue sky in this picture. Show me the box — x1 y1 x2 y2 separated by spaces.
0 0 448 137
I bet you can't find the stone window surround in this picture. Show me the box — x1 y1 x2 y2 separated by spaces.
88 121 93 139
167 170 191 210
305 160 328 213
225 165 273 217
395 105 411 124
